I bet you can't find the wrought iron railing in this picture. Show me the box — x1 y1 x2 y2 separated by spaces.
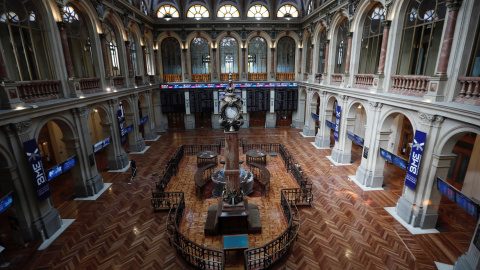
151 190 184 211
183 143 221 156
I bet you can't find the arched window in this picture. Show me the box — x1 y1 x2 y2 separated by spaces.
248 37 267 73
128 31 138 76
317 30 327 74
468 20 480 77
63 5 95 78
104 22 120 76
277 37 295 73
156 5 179 18
247 5 269 18
0 0 53 81
305 35 312 73
358 5 385 74
187 5 209 18
217 5 239 18
161 37 182 75
307 1 314 15
220 37 238 74
190 37 210 74
277 5 299 18
397 0 446 76
334 19 348 74
140 0 148 15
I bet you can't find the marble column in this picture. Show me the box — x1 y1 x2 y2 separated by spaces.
182 48 188 75
270 48 275 78
309 44 314 73
345 32 353 74
57 22 74 78
377 21 391 74
436 0 462 75
242 47 246 75
125 41 133 77
299 48 303 74
212 48 217 74
154 49 159 75
324 40 330 74
100 34 111 77
142 46 148 75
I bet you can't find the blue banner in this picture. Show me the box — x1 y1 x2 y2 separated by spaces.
23 139 51 201
311 112 319 121
334 105 341 141
0 191 13 214
404 131 427 191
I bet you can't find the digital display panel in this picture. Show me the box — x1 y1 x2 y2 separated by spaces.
326 120 335 130
347 131 355 141
62 156 76 172
0 191 13 214
437 178 455 201
379 148 393 163
103 137 111 147
392 155 408 171
124 125 133 134
456 192 478 218
139 116 148 125
354 135 364 147
94 141 103 152
48 165 63 181
161 82 298 89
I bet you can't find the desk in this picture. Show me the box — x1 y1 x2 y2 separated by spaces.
223 234 249 261
246 149 267 166
197 150 218 167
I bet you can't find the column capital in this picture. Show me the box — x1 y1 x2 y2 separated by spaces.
347 32 353 38
368 101 383 109
124 40 130 46
382 20 392 29
71 106 87 117
182 48 187 53
107 98 118 106
418 112 445 125
325 39 330 44
99 33 106 40
56 21 66 30
446 0 462 11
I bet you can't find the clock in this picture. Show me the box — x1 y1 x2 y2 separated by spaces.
225 106 239 119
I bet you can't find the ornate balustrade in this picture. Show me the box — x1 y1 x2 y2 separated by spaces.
149 75 155 84
390 75 430 97
166 193 225 269
353 74 374 89
455 77 480 105
220 73 239 81
331 74 343 85
112 76 126 89
248 73 267 81
134 75 143 86
244 189 300 269
276 73 295 81
16 80 62 103
79 78 102 94
191 74 211 82
163 74 182 82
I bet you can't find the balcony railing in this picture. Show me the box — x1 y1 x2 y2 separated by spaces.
390 75 429 97
458 77 480 99
331 74 342 85
134 75 143 86
17 80 62 103
248 73 267 81
149 75 155 84
353 74 374 89
163 74 182 82
220 73 239 81
191 74 211 82
112 76 125 89
276 73 295 81
79 78 101 94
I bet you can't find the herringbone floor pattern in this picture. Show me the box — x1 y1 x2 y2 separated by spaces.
1 128 477 269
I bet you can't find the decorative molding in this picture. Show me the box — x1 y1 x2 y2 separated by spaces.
71 106 87 117
130 93 139 99
368 101 383 109
446 0 462 11
13 120 31 134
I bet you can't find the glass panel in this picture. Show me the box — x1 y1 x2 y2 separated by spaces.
248 36 267 73
358 5 385 74
156 5 179 18
397 0 446 76
161 37 181 74
317 30 327 74
277 5 299 18
469 19 480 77
247 5 269 18
217 5 240 18
128 32 137 76
187 5 209 18
220 37 238 73
277 37 295 73
334 19 348 73
190 37 210 74
105 22 120 76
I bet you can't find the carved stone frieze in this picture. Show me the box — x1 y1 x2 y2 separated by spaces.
13 120 31 134
71 106 87 117
130 93 139 99
368 101 383 109
419 112 445 125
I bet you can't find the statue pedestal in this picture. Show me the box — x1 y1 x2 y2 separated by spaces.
205 198 262 235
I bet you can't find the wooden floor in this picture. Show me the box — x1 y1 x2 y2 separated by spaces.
1 128 477 269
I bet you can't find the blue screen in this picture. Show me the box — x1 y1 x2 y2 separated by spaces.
437 178 455 201
392 155 407 171
103 137 111 147
62 156 76 172
456 192 478 218
48 165 63 181
0 192 13 214
380 148 393 163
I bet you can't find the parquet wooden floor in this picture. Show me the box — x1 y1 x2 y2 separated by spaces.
1 128 477 269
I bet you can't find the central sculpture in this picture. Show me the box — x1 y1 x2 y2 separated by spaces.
204 74 261 235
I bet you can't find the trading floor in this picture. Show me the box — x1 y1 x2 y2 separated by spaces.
0 128 476 269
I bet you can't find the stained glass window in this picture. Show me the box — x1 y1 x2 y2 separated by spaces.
247 5 269 18
277 5 299 18
217 5 239 18
156 4 179 18
187 5 209 18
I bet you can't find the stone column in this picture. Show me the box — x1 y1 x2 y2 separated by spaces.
298 48 303 75
315 91 331 148
331 95 352 164
100 34 111 77
154 49 159 75
324 40 330 74
182 48 189 81
436 0 462 75
125 41 133 77
453 219 480 269
0 43 8 80
106 99 129 169
212 48 217 81
345 32 353 74
126 93 146 152
142 46 148 75
270 48 275 79
377 21 391 74
242 47 246 79
309 44 314 74
57 22 74 78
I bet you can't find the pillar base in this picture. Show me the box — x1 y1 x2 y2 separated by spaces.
424 75 448 102
130 138 146 153
395 196 416 225
292 120 303 129
184 114 195 130
302 126 315 136
108 152 129 170
370 73 385 93
331 148 351 164
32 207 62 239
144 130 156 140
419 212 439 229
265 112 276 128
355 166 384 188
315 136 330 148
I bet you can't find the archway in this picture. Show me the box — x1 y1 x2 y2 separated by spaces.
88 106 112 171
296 89 307 129
344 101 367 165
138 94 153 138
325 96 338 148
35 119 78 205
119 99 133 153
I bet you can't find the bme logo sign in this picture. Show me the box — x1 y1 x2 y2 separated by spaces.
23 139 51 201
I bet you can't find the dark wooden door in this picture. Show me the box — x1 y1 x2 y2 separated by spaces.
195 112 212 129
167 113 185 129
276 111 292 127
249 111 266 127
